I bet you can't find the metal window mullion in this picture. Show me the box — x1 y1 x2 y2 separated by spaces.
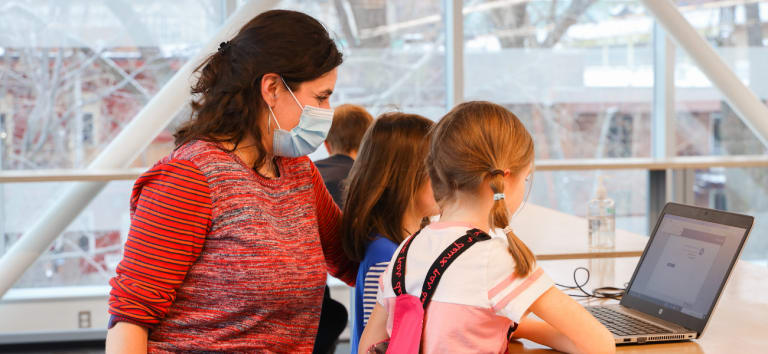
445 0 463 110
649 21 677 234
652 22 676 162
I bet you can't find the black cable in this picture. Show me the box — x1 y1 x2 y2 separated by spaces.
555 266 626 300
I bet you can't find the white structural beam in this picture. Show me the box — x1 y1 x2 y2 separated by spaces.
641 0 768 148
0 0 279 298
445 0 464 109
651 22 676 161
649 21 677 233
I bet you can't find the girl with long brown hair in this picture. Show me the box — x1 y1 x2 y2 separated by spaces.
360 101 614 353
340 112 438 352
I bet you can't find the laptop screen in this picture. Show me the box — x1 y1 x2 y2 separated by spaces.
626 214 747 319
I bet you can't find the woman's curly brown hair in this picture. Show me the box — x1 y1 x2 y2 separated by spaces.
174 10 343 168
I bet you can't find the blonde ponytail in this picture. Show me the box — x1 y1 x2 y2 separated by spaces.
504 228 535 277
488 172 535 277
427 101 537 277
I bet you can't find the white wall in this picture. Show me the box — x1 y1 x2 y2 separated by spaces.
0 286 109 343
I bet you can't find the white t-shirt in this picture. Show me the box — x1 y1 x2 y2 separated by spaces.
376 222 553 354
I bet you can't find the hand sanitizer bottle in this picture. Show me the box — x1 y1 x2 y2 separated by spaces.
588 176 615 250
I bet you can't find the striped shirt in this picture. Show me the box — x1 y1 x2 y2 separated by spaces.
351 236 398 352
362 261 388 325
108 140 357 352
376 222 553 354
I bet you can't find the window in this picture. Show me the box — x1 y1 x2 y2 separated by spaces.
675 1 768 157
2 0 766 295
0 0 229 289
464 0 654 235
673 1 768 264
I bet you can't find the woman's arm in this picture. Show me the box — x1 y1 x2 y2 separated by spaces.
358 303 390 354
310 161 358 285
107 160 212 351
106 322 148 354
523 286 615 354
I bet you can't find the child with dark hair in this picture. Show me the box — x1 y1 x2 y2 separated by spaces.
340 112 438 352
313 104 373 354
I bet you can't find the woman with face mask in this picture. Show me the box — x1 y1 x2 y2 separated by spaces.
105 10 357 353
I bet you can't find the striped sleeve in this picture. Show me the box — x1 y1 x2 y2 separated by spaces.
485 243 553 323
310 161 358 286
108 159 212 329
362 261 389 326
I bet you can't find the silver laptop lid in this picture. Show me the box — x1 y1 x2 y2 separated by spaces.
619 203 753 336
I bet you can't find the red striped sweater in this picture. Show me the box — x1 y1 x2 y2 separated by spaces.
108 140 357 352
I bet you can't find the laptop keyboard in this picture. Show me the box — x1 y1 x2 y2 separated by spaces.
587 307 671 337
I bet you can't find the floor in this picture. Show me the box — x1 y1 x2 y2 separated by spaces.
0 341 105 354
0 340 352 354
0 286 356 353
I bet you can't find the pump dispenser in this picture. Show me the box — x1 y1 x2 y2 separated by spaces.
588 176 615 249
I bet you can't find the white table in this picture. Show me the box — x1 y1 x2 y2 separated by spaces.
510 257 768 353
512 204 648 260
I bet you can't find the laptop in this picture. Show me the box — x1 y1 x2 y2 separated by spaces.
586 202 754 344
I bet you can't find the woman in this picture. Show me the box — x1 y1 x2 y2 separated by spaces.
106 10 357 353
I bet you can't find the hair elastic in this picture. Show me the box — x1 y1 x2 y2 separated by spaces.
218 41 231 54
489 169 504 177
493 193 505 201
503 225 514 234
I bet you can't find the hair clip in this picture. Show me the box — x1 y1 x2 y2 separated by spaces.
218 41 231 54
493 193 505 201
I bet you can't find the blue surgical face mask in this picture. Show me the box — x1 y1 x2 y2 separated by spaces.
267 77 334 157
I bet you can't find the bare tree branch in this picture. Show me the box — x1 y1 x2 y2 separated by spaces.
541 0 596 47
489 2 529 48
333 0 359 47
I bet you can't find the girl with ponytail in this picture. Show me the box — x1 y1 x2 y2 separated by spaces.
360 101 615 353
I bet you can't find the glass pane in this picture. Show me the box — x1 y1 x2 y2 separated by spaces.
0 1 230 293
464 0 653 160
686 167 768 264
674 0 768 156
273 0 447 161
529 169 649 236
1 181 132 288
0 1 228 170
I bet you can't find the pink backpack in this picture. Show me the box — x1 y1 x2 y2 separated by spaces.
367 228 491 354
